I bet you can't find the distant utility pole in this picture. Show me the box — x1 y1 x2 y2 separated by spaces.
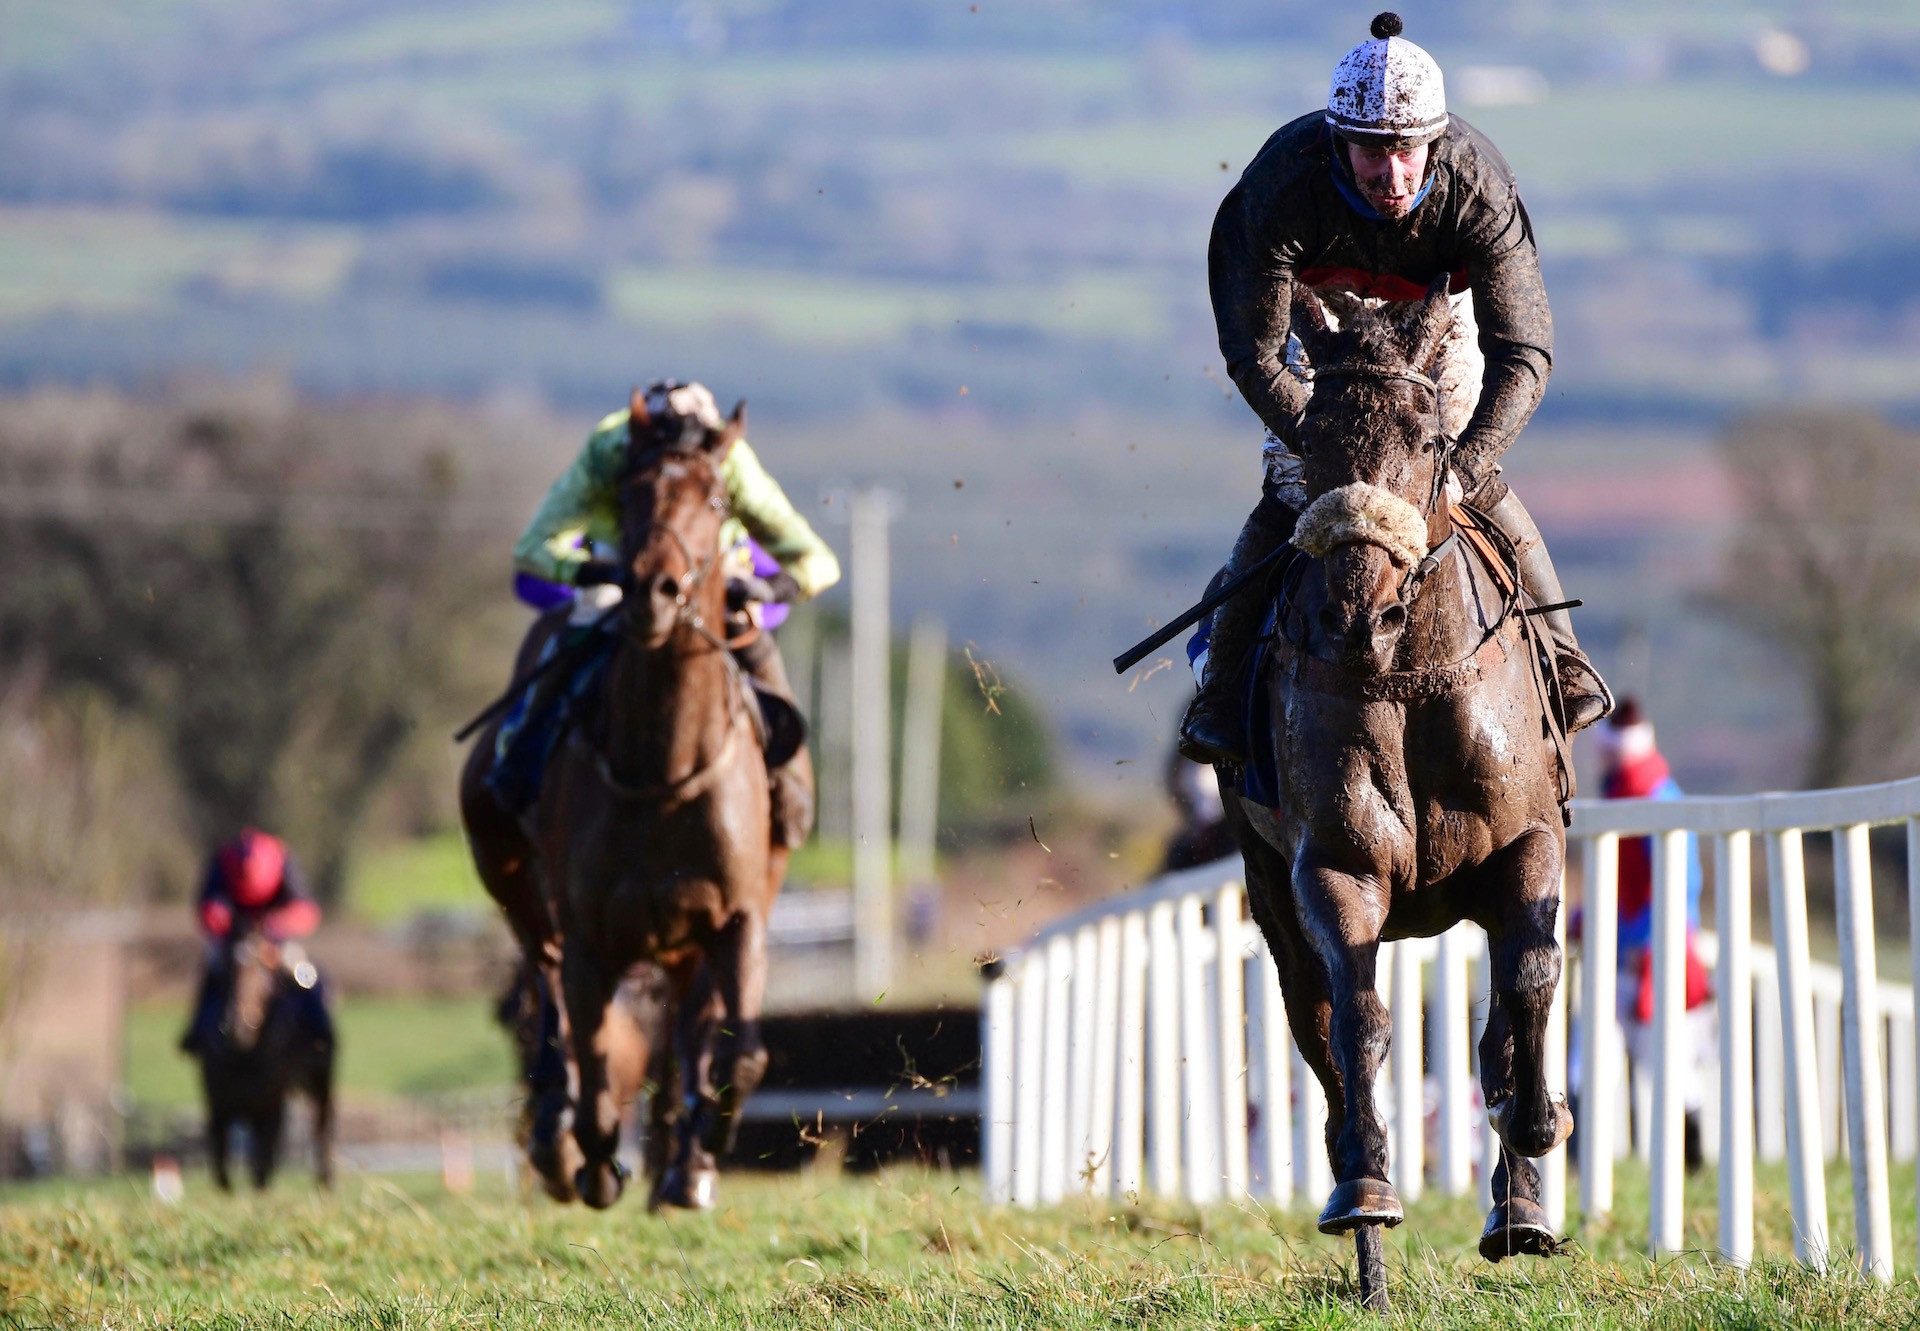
850 489 895 998
897 616 946 888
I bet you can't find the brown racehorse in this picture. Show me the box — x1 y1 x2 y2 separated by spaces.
1223 280 1571 1308
461 394 781 1209
197 931 335 1191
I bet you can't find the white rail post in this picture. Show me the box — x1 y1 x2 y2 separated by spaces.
895 617 945 887
1817 994 1844 1161
849 490 894 997
1754 962 1787 1162
1087 916 1123 1195
1435 925 1474 1196
1649 829 1689 1255
1176 895 1222 1203
1012 953 1046 1206
1215 884 1251 1199
1472 930 1496 1212
983 968 1016 1203
1146 901 1182 1198
1579 834 1620 1218
1833 823 1894 1282
1766 827 1830 1271
1039 933 1073 1202
1113 912 1149 1200
1911 817 1920 1275
1254 941 1293 1205
1888 1010 1916 1166
1068 927 1099 1193
1542 882 1569 1232
1714 830 1755 1265
1390 935 1425 1205
1296 1043 1334 1204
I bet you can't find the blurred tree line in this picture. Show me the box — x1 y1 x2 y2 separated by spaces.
0 383 505 904
1719 409 1920 788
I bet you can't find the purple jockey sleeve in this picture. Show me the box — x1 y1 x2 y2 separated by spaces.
514 572 577 613
744 539 790 631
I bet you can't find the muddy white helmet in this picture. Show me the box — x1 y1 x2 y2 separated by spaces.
1326 13 1448 149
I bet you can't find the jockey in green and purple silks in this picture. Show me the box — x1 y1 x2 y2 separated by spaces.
488 380 838 842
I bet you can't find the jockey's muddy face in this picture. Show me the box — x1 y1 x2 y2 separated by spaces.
1344 140 1429 219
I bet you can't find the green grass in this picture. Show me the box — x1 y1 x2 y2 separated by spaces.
1 1167 1914 1328
344 832 489 927
124 996 514 1113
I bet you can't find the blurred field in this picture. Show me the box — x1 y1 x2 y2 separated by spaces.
1 1165 1914 1329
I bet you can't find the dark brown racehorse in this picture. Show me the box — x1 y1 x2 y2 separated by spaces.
461 394 780 1209
1224 280 1571 1308
197 930 335 1191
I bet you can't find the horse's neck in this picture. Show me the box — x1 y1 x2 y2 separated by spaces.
602 623 735 783
1400 546 1486 668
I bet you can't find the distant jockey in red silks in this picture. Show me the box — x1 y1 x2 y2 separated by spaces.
1573 699 1714 1168
179 828 334 1055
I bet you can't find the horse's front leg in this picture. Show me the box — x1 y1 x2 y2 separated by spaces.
1478 826 1572 1161
1294 848 1402 1233
706 911 770 1159
654 957 722 1210
561 945 627 1208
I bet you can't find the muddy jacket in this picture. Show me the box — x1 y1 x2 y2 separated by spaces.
513 410 842 599
1210 112 1552 485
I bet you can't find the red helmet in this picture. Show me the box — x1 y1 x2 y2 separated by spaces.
220 828 287 908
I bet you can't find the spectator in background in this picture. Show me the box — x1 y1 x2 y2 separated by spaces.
179 829 332 1056
1591 698 1714 1168
1161 716 1234 873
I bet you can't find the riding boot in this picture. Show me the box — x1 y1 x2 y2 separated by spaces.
488 614 613 813
735 631 815 848
1486 489 1614 734
1177 496 1299 766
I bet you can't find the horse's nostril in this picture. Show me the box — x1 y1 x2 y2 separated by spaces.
654 576 680 601
1379 603 1407 630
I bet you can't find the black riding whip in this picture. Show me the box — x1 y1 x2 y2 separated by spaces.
1111 544 1292 675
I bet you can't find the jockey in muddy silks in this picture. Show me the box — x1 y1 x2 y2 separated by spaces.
490 379 839 846
1178 12 1613 765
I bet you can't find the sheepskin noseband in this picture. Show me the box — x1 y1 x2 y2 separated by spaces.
1291 482 1429 569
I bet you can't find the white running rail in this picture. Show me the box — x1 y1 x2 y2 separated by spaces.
981 774 1920 1282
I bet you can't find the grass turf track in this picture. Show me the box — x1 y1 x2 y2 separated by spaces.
2 1165 1915 1329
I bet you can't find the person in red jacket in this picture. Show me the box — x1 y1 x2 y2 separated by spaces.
179 829 333 1055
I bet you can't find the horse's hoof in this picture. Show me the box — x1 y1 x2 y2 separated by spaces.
573 1158 630 1210
653 1164 718 1212
1479 1197 1559 1262
1489 1095 1574 1158
1316 1177 1404 1235
527 1142 578 1203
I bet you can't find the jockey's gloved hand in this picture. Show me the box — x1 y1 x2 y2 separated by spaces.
727 575 776 611
573 559 623 587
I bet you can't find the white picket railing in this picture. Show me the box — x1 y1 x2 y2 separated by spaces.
981 774 1920 1282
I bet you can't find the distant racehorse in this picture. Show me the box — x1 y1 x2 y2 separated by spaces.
462 396 781 1209
1224 279 1572 1308
196 930 335 1190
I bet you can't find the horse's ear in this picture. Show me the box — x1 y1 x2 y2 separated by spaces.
1408 274 1453 370
707 399 746 460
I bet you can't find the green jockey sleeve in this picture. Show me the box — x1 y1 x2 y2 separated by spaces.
721 438 841 601
511 410 628 583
